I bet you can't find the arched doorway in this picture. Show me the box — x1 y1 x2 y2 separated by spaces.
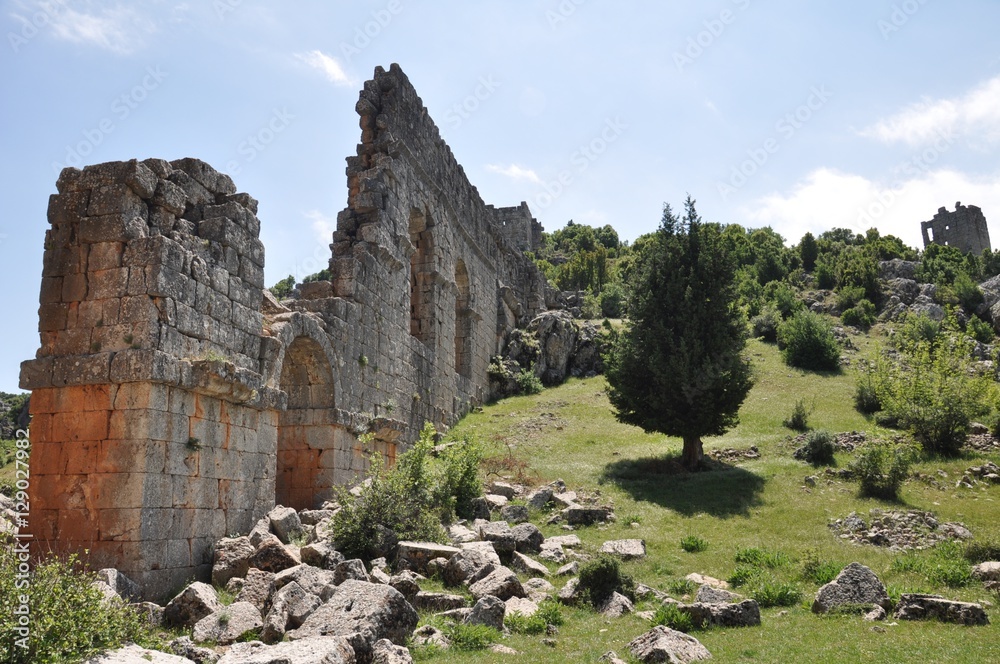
276 336 336 510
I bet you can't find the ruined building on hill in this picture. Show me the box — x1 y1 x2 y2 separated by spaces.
920 202 992 255
19 64 548 598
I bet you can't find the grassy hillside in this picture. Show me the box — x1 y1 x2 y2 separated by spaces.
440 335 1000 663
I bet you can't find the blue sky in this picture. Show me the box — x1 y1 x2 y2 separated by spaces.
2 0 1000 392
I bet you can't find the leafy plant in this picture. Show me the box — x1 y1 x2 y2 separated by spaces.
966 315 994 344
850 441 916 500
854 361 882 414
680 535 708 553
747 578 802 607
801 430 835 466
651 602 702 633
783 399 811 431
666 578 698 597
777 310 840 371
578 555 635 606
750 306 781 342
892 541 973 588
841 299 876 329
505 600 564 634
516 368 543 395
964 538 1000 564
444 622 500 651
801 550 842 585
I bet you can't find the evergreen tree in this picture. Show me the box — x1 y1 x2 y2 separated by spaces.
800 232 819 272
605 197 754 469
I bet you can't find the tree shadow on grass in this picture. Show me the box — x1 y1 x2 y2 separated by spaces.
600 454 765 518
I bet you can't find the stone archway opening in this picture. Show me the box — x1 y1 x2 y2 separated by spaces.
276 336 336 510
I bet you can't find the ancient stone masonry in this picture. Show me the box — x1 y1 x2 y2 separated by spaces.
20 63 549 598
920 202 992 254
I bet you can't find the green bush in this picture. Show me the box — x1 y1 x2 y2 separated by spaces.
967 315 994 344
505 600 564 634
747 578 802 607
516 368 543 395
783 399 811 431
850 441 916 500
0 550 159 663
801 430 835 466
964 539 1000 564
734 547 790 569
853 361 882 414
841 299 876 329
765 281 804 319
750 306 781 343
892 541 973 589
578 556 635 606
896 313 940 347
666 578 698 597
599 282 627 318
801 551 842 585
953 271 984 312
433 437 483 522
680 535 708 553
444 622 501 651
777 311 841 371
651 602 703 632
727 565 759 587
836 285 866 311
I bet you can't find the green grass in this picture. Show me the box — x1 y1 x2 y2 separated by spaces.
441 336 1000 663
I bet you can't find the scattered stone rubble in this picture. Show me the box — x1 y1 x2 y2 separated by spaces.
829 510 973 550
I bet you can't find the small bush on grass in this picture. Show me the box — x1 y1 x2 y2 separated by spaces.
734 547 790 569
680 535 708 553
783 399 811 432
516 368 543 395
777 310 840 371
748 578 802 608
666 578 698 597
801 550 842 585
964 538 1000 564
854 361 882 414
892 541 973 589
801 430 835 466
966 315 994 344
651 602 704 633
578 555 635 606
750 306 781 342
850 441 916 500
505 600 564 634
841 299 876 329
0 549 159 664
444 622 500 651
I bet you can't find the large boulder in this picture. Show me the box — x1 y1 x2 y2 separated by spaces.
468 566 526 601
212 536 255 587
269 505 304 544
250 537 301 573
972 561 1000 582
812 563 891 613
334 559 371 585
680 600 761 628
464 595 506 630
511 523 544 554
598 592 634 618
443 543 501 587
599 539 646 560
164 582 223 629
500 504 530 524
511 551 549 578
563 505 612 525
300 540 345 570
894 594 990 626
82 645 195 663
413 591 467 612
192 602 263 645
527 488 554 510
371 638 413 664
695 586 743 604
274 564 338 599
478 521 516 557
628 626 712 663
234 568 275 614
288 580 418 662
529 310 579 385
396 541 460 574
218 637 356 664
262 581 322 643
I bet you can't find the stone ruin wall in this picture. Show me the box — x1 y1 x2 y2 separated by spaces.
920 202 992 255
20 63 548 599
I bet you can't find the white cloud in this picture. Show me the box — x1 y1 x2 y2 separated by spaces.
860 76 1000 147
743 167 1000 249
304 209 336 245
295 50 352 86
15 1 158 54
486 163 542 184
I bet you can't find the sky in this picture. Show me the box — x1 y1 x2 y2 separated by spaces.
2 0 1000 392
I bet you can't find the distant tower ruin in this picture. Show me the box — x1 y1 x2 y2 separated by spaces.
920 202 992 254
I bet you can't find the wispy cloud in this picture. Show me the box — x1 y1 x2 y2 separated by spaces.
304 209 336 245
295 50 352 86
860 76 1000 147
14 1 159 54
486 163 542 184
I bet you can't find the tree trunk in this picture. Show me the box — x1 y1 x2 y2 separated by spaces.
681 435 704 470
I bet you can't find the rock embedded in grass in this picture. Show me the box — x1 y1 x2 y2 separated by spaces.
812 563 891 614
628 625 712 663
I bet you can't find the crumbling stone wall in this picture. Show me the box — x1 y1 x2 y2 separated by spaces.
20 64 548 598
921 202 992 255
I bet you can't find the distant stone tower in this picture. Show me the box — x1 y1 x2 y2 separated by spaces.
920 202 992 254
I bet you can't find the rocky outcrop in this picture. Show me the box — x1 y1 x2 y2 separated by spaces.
217 637 356 664
894 594 990 625
164 582 223 629
191 602 263 645
628 626 712 663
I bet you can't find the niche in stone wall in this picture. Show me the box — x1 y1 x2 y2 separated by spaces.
276 336 336 510
454 259 472 378
409 208 435 344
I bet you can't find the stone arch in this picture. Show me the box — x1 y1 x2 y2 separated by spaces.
409 208 435 344
454 259 472 378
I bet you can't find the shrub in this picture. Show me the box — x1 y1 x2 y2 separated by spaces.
850 441 916 500
750 306 781 342
783 399 811 431
841 299 876 329
801 551 842 585
953 271 984 312
853 361 882 414
801 430 835 466
268 275 296 299
680 535 708 553
967 315 994 344
778 310 840 371
748 578 802 608
433 437 483 521
896 313 940 347
728 565 759 587
599 282 627 318
965 539 1000 564
516 368 543 395
505 600 564 634
444 622 500 651
578 556 635 606
651 603 702 633
0 550 159 663
766 281 804 319
666 578 698 596
836 285 866 311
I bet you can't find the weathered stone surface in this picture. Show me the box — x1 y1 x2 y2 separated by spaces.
526 488 554 510
131 601 165 628
397 541 460 573
484 494 509 511
288 580 418 661
505 596 539 617
262 580 322 644
95 568 141 602
555 561 578 576
234 568 275 614
469 566 526 601
523 578 556 603
546 535 582 548
552 491 578 508
274 564 338 599
598 591 634 618
443 542 501 587
558 577 581 605
268 506 304 544
921 203 991 255
212 536 255 587
446 525 478 544
511 551 549 577
511 523 544 554
414 591 467 612
489 482 520 499
371 638 413 664
694 585 743 604
599 539 646 560
478 521 516 556
250 538 301 574
500 504 530 524
192 601 263 645
894 594 990 625
218 637 356 664
164 582 223 628
412 625 450 649
168 636 219 664
628 626 712 663
464 595 506 630
972 561 1000 582
300 540 345 570
334 559 371 585
812 563 891 613
82 644 195 663
680 600 761 628
685 573 727 590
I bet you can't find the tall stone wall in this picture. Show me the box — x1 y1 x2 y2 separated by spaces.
920 202 992 255
20 64 548 599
